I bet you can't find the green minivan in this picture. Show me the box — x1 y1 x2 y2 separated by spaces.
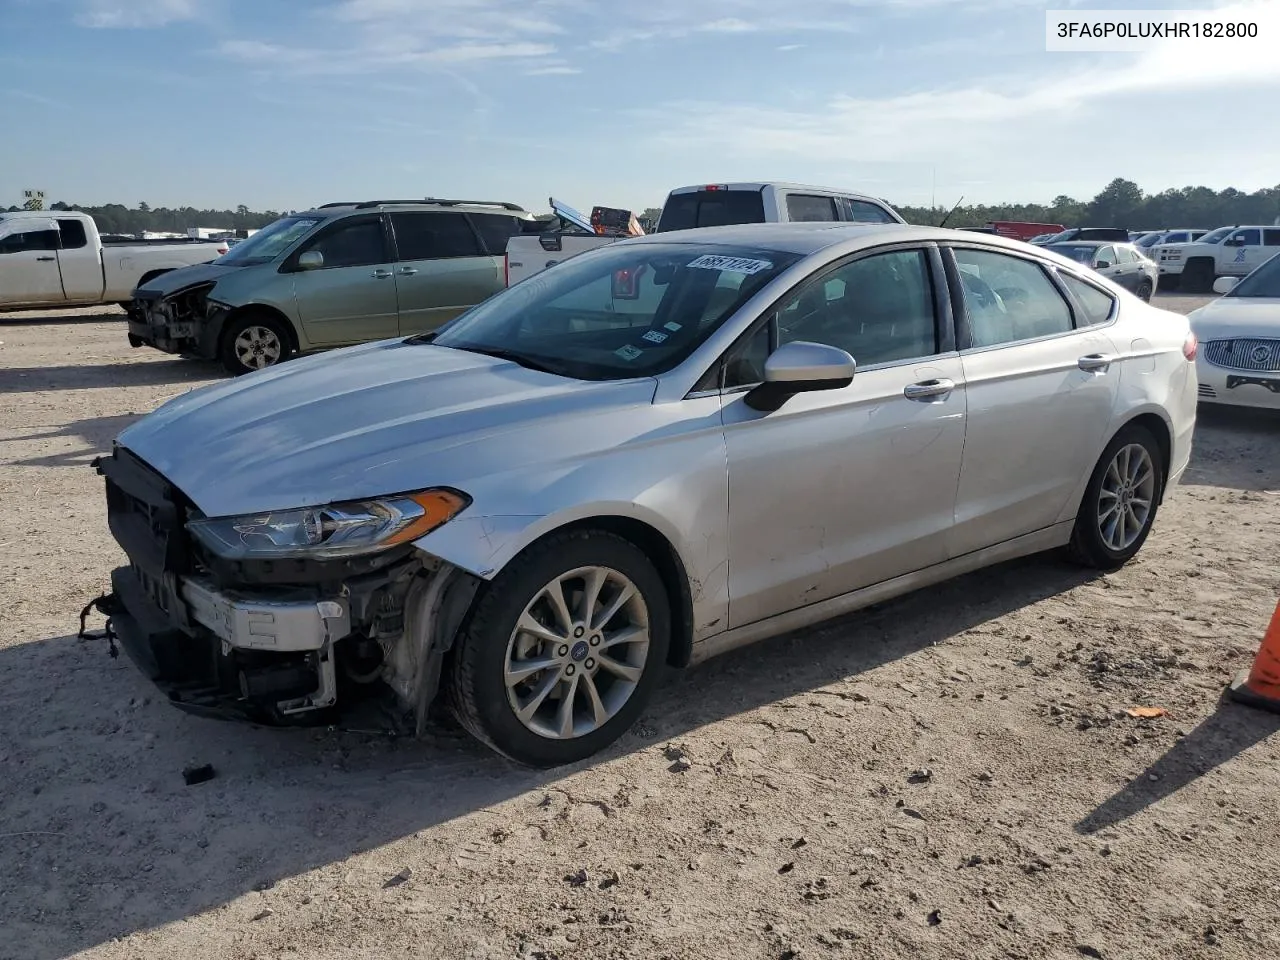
127 199 537 374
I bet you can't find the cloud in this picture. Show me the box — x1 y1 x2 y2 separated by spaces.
698 17 759 33
644 0 1280 171
74 0 197 28
525 64 583 75
777 43 805 51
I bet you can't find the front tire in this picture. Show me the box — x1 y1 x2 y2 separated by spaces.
1136 279 1153 302
1067 424 1165 570
1182 259 1214 294
447 529 670 767
218 312 294 375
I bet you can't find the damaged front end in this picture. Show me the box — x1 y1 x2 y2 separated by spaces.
128 282 229 358
91 446 483 731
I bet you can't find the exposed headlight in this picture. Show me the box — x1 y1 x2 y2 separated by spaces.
187 489 469 560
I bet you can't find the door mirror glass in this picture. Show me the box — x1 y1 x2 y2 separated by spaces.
1213 276 1239 294
297 250 325 270
745 340 855 411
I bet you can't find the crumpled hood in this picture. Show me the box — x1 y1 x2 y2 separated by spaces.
1189 298 1280 340
135 260 244 297
117 339 658 517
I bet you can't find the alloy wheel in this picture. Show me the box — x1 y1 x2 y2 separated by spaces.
233 325 283 369
1097 442 1156 551
503 565 650 740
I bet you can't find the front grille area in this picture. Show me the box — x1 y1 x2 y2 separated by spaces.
1202 338 1280 372
1198 384 1217 398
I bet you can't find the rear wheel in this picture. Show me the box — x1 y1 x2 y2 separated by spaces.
1067 424 1165 570
218 312 294 375
447 529 670 767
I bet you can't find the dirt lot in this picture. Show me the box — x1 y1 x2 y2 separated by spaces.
2 296 1279 960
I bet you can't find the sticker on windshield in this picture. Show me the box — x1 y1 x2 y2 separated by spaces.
641 330 668 344
615 345 644 361
663 321 682 332
686 254 774 275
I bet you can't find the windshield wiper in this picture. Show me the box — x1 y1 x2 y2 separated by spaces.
442 344 568 377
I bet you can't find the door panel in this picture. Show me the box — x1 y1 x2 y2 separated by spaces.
724 358 967 627
948 247 1121 556
290 215 398 345
389 211 501 334
0 225 65 306
54 218 104 300
722 246 966 629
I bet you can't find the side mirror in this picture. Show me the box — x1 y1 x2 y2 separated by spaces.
297 250 324 270
744 341 855 412
1095 260 1112 270
1213 276 1239 294
1223 237 1243 247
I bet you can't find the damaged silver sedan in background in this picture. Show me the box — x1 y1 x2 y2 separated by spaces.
90 223 1197 767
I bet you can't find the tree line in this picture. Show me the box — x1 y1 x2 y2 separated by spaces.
8 179 1280 234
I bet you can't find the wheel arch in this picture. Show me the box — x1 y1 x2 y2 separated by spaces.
1114 410 1173 502
222 303 300 352
422 510 698 670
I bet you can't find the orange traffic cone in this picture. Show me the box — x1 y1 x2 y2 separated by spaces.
1229 600 1280 713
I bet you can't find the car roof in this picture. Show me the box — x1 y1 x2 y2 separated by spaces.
299 199 534 219
666 182 888 203
1045 240 1118 248
620 222 1062 257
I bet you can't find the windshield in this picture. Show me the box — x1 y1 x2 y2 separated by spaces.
216 216 322 265
1046 244 1096 265
1227 251 1280 298
1136 232 1164 247
429 241 802 380
1040 230 1074 243
1196 227 1232 245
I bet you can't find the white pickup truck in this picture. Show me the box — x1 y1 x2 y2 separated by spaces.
0 210 229 312
1154 224 1280 292
504 182 906 286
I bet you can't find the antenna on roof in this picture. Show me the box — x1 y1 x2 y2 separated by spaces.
938 195 964 229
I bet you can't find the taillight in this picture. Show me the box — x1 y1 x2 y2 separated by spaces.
1183 332 1198 361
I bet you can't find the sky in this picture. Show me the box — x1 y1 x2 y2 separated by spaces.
1 0 1279 215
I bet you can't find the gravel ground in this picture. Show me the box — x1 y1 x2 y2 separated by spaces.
2 295 1279 960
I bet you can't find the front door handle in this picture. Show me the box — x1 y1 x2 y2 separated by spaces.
371 269 393 279
397 267 418 276
903 378 955 401
36 256 56 262
1078 354 1114 372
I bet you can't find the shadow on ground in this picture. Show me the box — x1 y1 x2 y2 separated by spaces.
1179 406 1280 493
0 360 221 395
2 554 1095 959
4 414 146 468
1076 698 1280 834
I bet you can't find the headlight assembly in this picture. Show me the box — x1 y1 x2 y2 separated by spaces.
187 489 469 560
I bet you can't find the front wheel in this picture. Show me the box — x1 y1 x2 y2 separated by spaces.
219 312 294 375
1136 279 1153 302
1181 260 1214 294
1067 424 1165 570
447 529 670 767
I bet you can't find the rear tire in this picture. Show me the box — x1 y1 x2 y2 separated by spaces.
447 529 670 767
1067 423 1165 570
218 312 294 376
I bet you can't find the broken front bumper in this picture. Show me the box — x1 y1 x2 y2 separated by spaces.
127 289 229 358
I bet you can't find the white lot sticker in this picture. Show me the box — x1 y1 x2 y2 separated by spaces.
663 321 683 332
642 330 668 344
686 254 774 275
615 344 644 361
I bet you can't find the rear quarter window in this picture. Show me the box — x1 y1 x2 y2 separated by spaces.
785 194 840 222
1059 273 1115 326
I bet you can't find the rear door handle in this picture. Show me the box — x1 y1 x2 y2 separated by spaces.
1078 354 1114 372
397 267 418 276
371 269 393 279
903 378 956 401
36 255 56 261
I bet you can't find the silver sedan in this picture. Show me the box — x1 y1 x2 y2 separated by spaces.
97 223 1199 766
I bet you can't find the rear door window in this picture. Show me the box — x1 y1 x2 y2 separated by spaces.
391 212 483 260
785 193 840 222
56 219 88 249
1264 229 1280 246
656 190 766 231
469 214 526 256
841 198 898 223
